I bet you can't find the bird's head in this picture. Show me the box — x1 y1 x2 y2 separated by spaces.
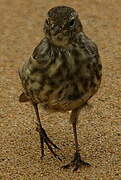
44 6 83 47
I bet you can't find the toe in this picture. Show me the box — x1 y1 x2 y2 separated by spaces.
80 160 91 167
61 165 70 169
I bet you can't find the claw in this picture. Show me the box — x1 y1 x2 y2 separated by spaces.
55 155 62 162
61 164 71 169
44 134 61 150
38 127 62 161
61 152 91 171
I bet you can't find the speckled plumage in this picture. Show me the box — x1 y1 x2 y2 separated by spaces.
19 6 102 170
19 32 102 111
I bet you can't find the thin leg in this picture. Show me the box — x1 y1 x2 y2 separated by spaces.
72 108 80 153
62 108 90 171
33 103 62 161
33 103 44 157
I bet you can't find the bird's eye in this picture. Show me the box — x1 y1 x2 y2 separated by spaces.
69 19 75 27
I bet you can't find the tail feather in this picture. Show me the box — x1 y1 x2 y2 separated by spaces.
19 92 29 102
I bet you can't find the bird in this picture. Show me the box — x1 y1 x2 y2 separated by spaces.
19 6 102 171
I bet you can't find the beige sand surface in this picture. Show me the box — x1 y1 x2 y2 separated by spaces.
0 0 121 179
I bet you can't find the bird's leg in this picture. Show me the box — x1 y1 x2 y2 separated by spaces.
62 108 90 171
33 103 62 161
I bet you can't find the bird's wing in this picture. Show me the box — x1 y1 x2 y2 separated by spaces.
32 38 52 63
81 33 100 61
18 38 52 103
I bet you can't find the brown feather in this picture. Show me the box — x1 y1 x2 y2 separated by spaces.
19 92 29 102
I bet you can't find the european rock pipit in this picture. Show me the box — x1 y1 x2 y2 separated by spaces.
19 6 102 171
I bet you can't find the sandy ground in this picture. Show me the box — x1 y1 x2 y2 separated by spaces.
0 0 121 179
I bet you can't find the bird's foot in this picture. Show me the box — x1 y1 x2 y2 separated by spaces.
36 127 62 161
61 152 90 171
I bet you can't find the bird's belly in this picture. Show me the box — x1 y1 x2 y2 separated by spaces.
21 51 102 112
43 90 93 112
27 76 100 112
